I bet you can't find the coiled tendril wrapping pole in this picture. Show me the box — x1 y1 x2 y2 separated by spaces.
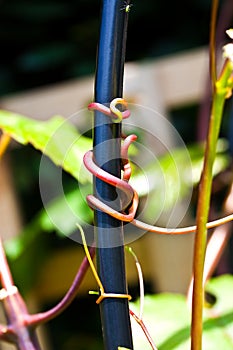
84 98 233 235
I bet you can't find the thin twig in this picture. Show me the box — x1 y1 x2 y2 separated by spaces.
77 224 131 305
209 0 219 91
129 309 158 350
125 246 144 319
27 244 95 326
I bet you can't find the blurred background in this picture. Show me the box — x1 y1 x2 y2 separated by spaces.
0 0 212 96
0 0 233 349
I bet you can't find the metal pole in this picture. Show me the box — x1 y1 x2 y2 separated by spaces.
93 0 133 348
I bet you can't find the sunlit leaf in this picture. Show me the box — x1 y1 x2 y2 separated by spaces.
0 111 91 183
130 274 233 350
39 184 93 236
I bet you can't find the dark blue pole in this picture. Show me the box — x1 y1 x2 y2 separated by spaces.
93 0 133 349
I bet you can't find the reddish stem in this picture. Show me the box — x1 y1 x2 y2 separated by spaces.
130 309 158 350
0 239 41 349
0 235 95 349
26 247 95 326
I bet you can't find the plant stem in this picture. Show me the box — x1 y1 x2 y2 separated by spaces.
129 309 158 350
191 61 233 350
0 238 41 349
93 0 133 349
27 247 95 326
209 0 218 91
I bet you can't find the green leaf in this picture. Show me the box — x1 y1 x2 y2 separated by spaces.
5 185 93 260
0 111 91 183
130 275 233 350
131 139 230 222
39 184 93 236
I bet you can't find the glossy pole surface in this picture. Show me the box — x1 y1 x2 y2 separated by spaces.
93 0 133 348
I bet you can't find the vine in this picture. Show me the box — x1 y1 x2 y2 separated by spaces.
0 1 232 349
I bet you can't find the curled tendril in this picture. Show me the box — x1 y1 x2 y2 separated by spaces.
88 97 130 123
78 223 131 305
121 134 137 181
85 100 233 235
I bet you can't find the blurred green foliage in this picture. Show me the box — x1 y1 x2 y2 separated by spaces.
131 275 233 350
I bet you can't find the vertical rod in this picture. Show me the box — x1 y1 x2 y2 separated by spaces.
93 0 133 349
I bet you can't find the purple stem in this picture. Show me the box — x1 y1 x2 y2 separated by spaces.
0 236 95 349
0 239 42 349
26 247 95 326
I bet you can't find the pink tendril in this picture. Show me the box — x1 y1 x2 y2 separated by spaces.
121 134 137 181
88 98 131 122
83 150 135 211
85 99 233 235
